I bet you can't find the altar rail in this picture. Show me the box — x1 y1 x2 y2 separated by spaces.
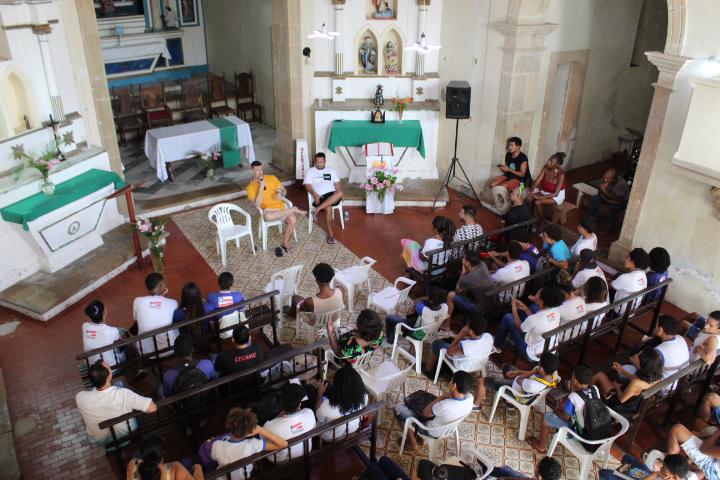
75 291 280 385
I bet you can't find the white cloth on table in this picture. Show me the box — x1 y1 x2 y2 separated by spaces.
144 116 256 181
101 41 171 63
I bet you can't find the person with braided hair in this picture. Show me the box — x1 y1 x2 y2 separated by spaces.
126 434 203 479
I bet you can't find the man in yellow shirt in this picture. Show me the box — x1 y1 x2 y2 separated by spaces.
247 161 306 254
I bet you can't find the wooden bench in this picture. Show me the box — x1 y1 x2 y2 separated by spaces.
99 341 327 471
206 402 383 480
550 202 576 225
76 291 281 387
479 266 559 319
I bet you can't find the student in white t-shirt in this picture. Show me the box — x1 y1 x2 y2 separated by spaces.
570 216 599 257
425 316 493 374
264 383 316 464
75 362 156 445
211 408 288 480
528 366 597 453
393 371 475 450
304 152 344 244
475 352 560 408
626 315 689 383
572 249 607 289
581 277 610 330
558 283 587 325
611 248 650 315
493 287 565 361
315 365 369 442
132 272 178 357
491 241 531 301
82 300 127 366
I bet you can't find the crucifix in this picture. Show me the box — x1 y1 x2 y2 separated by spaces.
48 114 66 162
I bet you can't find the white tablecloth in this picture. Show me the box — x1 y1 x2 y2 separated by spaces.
144 116 255 181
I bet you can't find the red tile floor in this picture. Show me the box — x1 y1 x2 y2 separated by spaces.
0 175 686 478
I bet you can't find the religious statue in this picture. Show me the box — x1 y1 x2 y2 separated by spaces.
373 84 384 107
359 36 377 73
384 41 399 75
372 0 394 18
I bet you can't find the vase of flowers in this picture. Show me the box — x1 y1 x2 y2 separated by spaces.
362 167 402 214
133 217 168 272
11 142 62 195
189 143 221 180
391 96 413 122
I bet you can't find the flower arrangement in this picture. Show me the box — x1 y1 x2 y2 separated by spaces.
11 142 62 182
133 217 168 271
362 167 402 202
189 143 222 179
390 96 413 121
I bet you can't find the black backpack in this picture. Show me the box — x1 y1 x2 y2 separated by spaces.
577 387 613 452
172 361 209 416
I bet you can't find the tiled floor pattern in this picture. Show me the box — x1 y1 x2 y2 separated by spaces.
121 123 278 204
173 201 620 479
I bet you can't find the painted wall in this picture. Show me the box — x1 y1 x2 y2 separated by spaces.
203 0 275 127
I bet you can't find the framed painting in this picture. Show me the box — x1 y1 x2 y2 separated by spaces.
177 0 199 26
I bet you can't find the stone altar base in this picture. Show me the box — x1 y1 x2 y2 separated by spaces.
0 225 154 321
338 179 448 208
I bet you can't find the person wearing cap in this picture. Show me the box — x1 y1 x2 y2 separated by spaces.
161 333 217 397
571 249 607 289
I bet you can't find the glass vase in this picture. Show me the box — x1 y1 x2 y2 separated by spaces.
41 180 55 196
398 110 404 123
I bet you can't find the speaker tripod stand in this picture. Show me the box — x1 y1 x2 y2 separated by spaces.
432 118 482 209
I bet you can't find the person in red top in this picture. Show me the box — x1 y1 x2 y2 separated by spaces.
528 152 567 223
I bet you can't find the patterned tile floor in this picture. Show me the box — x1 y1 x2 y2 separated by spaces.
173 201 620 479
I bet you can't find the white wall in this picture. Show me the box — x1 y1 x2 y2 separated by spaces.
203 0 274 127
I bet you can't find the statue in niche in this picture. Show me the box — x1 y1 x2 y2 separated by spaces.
384 41 399 75
359 36 377 73
372 0 394 18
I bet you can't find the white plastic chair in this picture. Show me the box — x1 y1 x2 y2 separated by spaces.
358 348 415 422
433 347 494 385
264 264 304 312
296 308 347 344
391 315 448 374
466 448 497 480
547 408 630 480
367 276 416 315
307 191 345 233
332 257 377 312
254 197 298 251
323 348 375 381
399 415 466 464
208 203 255 266
488 382 558 440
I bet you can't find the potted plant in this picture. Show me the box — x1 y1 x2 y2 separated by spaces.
390 96 413 122
133 216 168 272
12 142 62 195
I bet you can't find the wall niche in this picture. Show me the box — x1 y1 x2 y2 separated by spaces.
355 28 379 75
366 0 397 20
381 28 402 75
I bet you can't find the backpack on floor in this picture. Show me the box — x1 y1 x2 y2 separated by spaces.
577 387 613 452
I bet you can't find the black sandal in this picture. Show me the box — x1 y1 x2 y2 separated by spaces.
326 236 336 244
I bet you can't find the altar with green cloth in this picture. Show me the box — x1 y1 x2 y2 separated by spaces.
327 119 426 158
0 167 127 273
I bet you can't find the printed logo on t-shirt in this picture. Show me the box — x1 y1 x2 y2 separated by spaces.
514 264 524 272
217 295 234 308
86 329 97 338
547 311 557 321
150 301 162 309
576 305 586 315
290 422 305 435
638 277 647 288
322 173 331 181
234 352 257 363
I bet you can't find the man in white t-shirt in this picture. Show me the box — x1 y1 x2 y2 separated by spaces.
572 249 607 289
425 316 493 374
558 284 587 325
304 152 343 244
132 272 178 357
393 371 475 450
82 300 127 366
626 315 689 383
75 362 156 445
491 241 530 301
264 383 316 464
611 248 649 315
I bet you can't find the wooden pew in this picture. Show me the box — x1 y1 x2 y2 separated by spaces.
98 341 327 471
205 402 384 480
479 266 559 318
75 291 281 386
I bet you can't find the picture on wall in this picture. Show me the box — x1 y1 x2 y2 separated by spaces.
178 0 198 26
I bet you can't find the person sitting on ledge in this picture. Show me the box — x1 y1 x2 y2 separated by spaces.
590 168 629 235
247 160 307 255
489 136 531 192
528 152 567 224
304 152 344 245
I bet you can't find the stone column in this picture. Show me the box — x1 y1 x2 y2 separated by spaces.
414 0 431 76
272 0 304 172
490 21 556 163
608 51 689 264
333 0 345 76
33 24 65 122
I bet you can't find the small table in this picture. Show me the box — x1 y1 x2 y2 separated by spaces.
144 115 255 182
327 120 426 167
573 182 599 209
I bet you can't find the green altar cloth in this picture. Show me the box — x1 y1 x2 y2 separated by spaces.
0 168 126 230
327 120 426 158
208 117 242 168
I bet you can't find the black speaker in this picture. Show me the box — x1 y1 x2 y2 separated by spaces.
446 81 471 119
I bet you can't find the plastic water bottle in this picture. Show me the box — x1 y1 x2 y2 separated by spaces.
343 211 350 224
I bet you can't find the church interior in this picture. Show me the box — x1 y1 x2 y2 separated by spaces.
0 0 719 479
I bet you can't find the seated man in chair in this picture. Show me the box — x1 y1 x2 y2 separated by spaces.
305 152 343 244
247 160 306 254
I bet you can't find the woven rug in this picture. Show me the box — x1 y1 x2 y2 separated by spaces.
172 200 618 479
